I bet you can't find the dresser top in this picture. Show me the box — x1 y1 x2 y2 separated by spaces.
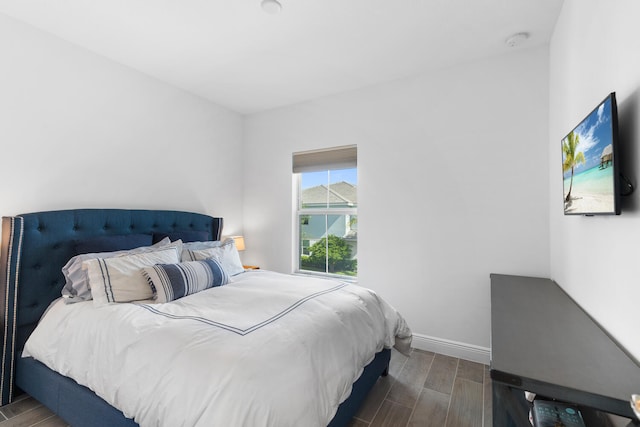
490 274 639 417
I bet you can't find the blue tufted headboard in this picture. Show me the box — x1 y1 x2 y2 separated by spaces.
0 209 223 404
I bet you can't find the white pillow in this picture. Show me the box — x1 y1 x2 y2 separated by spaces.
61 237 174 303
181 238 244 276
85 245 181 306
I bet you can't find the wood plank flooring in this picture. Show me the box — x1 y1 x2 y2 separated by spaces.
351 349 491 427
0 349 491 427
0 395 67 427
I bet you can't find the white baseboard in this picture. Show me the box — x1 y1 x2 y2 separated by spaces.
411 333 490 365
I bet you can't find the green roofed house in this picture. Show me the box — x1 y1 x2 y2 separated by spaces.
301 181 357 209
300 181 357 260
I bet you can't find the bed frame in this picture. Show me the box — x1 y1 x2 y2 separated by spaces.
0 208 389 426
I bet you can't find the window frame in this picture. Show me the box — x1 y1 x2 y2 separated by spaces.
293 172 358 281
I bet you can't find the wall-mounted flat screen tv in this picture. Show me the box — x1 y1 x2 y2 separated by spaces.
562 92 620 215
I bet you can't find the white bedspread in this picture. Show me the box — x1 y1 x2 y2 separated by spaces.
23 270 411 427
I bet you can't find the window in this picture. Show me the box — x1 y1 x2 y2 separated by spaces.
293 146 357 278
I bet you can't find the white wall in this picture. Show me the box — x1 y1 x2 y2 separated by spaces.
549 0 640 362
243 46 550 360
0 14 244 234
0 10 558 362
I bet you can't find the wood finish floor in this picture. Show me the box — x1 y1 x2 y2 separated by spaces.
0 349 491 427
350 349 491 427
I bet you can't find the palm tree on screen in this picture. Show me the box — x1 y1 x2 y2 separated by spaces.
562 131 585 202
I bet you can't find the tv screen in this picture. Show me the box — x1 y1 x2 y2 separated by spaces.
562 92 620 215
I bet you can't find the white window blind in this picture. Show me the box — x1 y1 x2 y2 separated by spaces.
292 145 357 173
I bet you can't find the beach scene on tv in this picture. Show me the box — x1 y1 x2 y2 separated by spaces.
562 96 616 214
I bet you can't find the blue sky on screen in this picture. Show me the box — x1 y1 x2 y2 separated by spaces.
564 97 613 174
301 168 357 189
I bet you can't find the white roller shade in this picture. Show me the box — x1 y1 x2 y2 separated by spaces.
292 145 357 173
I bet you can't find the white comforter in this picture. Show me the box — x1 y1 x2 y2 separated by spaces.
23 270 411 427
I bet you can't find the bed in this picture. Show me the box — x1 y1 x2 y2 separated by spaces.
0 208 410 427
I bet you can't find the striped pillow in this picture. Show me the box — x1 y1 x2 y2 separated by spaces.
84 245 181 306
142 258 229 303
182 238 244 276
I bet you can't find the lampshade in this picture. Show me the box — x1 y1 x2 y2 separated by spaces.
231 236 246 251
261 0 282 14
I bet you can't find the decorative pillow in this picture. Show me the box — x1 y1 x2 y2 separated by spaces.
142 258 229 303
152 231 210 244
85 245 181 306
181 238 244 276
74 234 153 255
61 237 175 303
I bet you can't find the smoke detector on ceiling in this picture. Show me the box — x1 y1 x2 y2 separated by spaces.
261 0 282 14
505 32 530 47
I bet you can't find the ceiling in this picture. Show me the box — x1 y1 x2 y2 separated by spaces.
0 0 564 115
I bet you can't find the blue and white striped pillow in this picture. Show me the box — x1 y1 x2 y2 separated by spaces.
85 245 181 306
142 258 229 303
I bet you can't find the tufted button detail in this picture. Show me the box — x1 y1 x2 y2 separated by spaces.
33 264 41 270
28 302 39 309
52 243 61 250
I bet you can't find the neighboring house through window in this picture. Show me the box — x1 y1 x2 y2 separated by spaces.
293 145 357 278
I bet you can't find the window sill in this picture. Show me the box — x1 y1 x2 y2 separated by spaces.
293 270 358 283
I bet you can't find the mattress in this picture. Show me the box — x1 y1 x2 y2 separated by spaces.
23 270 411 427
